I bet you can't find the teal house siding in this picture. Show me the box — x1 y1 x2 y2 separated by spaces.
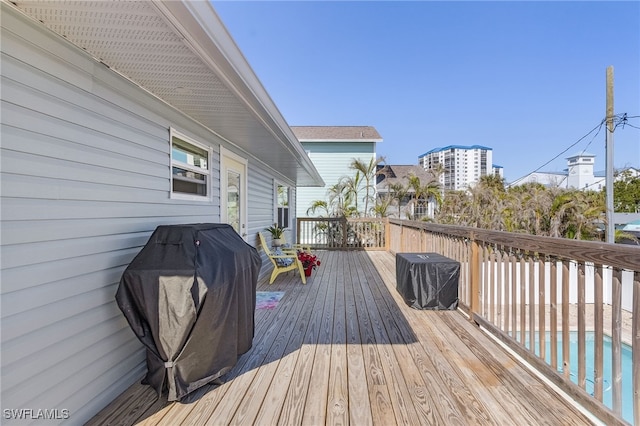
292 126 382 218
297 142 376 216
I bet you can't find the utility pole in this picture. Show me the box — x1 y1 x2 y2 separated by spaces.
605 66 615 243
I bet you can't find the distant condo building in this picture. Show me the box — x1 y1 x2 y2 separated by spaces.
419 145 499 191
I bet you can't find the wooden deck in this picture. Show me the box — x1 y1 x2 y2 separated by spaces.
88 251 595 425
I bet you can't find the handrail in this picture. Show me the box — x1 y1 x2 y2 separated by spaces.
387 218 640 271
386 218 638 426
297 217 387 250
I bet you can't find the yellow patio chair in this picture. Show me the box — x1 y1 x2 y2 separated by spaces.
258 232 306 284
281 233 312 253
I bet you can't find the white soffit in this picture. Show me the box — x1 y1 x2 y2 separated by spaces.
10 0 323 187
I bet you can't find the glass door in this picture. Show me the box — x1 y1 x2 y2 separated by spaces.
221 149 247 240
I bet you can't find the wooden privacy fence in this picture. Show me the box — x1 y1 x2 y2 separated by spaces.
387 218 639 426
297 217 388 250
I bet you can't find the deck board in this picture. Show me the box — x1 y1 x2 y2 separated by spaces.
89 250 596 426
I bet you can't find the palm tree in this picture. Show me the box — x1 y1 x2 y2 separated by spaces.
549 192 575 238
406 173 442 220
340 172 363 217
436 190 469 224
388 182 408 218
515 183 553 235
372 196 392 218
306 200 330 217
349 157 385 217
327 182 346 216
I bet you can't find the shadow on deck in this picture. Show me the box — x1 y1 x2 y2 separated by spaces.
88 251 594 425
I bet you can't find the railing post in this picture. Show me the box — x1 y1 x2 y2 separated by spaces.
470 234 480 323
341 216 347 248
384 217 390 251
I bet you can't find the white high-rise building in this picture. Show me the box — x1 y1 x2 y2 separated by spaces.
419 145 493 191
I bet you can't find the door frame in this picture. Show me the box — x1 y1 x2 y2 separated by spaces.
220 146 248 240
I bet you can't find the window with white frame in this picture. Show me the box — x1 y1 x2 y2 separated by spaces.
170 129 210 198
276 184 290 229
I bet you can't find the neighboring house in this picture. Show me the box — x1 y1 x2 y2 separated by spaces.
510 171 570 188
618 215 640 229
376 165 439 219
418 145 493 191
510 153 636 191
0 1 322 423
291 126 382 217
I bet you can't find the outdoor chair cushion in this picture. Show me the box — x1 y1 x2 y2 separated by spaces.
273 247 294 267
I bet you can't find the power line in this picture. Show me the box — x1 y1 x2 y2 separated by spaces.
510 119 606 185
579 118 607 155
509 112 637 186
616 113 640 130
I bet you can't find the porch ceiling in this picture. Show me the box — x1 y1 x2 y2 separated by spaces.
11 0 323 187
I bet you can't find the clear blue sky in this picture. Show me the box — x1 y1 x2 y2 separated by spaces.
213 1 640 182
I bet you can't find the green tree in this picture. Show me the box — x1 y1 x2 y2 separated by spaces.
372 196 393 218
388 182 409 218
436 190 469 224
406 173 442 220
339 172 363 217
306 200 330 217
613 170 640 213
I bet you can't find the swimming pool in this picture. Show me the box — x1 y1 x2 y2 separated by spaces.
518 331 632 423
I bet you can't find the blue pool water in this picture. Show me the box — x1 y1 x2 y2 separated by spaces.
518 331 632 423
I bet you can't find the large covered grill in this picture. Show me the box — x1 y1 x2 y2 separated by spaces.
116 224 261 401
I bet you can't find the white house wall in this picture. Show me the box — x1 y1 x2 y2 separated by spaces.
1 6 293 423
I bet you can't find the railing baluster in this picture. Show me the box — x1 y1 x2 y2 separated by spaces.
594 264 604 402
470 237 480 320
529 255 535 354
539 257 546 362
484 244 490 319
503 249 510 335
612 268 622 416
562 260 570 380
550 258 558 370
512 253 518 340
463 238 469 306
520 252 527 346
633 271 640 426
496 250 502 324
578 262 586 389
496 249 502 331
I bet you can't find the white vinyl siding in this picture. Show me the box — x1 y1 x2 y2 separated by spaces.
246 167 297 282
296 141 376 218
0 6 289 423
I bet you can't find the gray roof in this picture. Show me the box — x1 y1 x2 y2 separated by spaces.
376 165 436 191
291 126 382 141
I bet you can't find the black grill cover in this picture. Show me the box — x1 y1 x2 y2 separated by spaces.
116 224 261 401
396 253 459 310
